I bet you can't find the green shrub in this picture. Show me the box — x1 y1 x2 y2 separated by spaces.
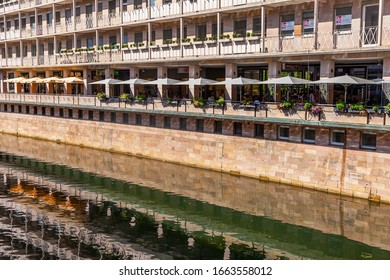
96 92 106 99
336 101 346 110
349 103 365 111
304 101 313 110
281 100 294 109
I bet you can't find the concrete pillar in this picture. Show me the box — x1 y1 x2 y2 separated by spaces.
268 61 282 102
320 59 335 103
313 0 319 49
157 66 167 98
225 63 237 101
45 70 52 94
382 57 390 100
378 0 384 46
129 67 138 96
83 68 89 95
105 67 114 97
188 64 200 99
0 72 4 93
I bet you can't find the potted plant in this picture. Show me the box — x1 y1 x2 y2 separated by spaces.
349 102 366 113
215 97 225 107
372 105 379 112
96 92 107 101
119 93 131 102
192 97 205 107
304 101 313 110
335 101 347 112
385 103 390 113
135 93 147 103
280 100 294 109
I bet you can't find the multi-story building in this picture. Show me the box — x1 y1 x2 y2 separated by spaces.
0 0 388 104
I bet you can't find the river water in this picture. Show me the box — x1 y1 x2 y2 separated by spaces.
0 134 389 260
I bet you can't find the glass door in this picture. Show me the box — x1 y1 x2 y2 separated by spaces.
363 4 379 45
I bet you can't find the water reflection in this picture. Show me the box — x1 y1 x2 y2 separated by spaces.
0 134 389 260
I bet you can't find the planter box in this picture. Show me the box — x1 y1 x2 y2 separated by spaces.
205 40 217 44
246 36 260 41
232 37 245 42
219 39 231 43
192 41 204 45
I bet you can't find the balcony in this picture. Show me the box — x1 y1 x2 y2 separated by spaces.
150 3 181 19
122 8 148 23
182 0 217 13
0 1 19 13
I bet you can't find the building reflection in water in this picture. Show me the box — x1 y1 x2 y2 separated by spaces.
0 134 389 260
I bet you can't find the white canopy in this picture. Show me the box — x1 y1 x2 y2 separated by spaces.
144 78 181 85
176 78 218 86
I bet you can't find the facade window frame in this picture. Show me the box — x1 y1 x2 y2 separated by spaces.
278 125 290 140
361 132 376 150
330 130 345 146
303 127 316 143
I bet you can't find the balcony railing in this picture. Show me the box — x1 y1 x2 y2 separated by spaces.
2 27 390 67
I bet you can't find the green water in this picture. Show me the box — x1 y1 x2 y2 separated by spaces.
0 147 389 260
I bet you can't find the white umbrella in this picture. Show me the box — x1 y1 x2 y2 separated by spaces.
260 76 311 85
89 78 122 85
3 77 27 83
20 77 44 84
116 78 149 85
215 77 262 101
176 78 218 86
143 78 181 85
313 74 375 102
60 77 84 83
41 77 64 83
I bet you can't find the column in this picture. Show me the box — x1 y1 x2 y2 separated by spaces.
72 0 76 30
0 72 4 93
261 6 265 52
20 40 23 66
52 4 56 33
217 12 221 55
105 67 114 97
188 64 200 99
268 61 282 102
148 22 151 59
95 0 98 27
119 0 123 24
4 42 8 67
320 59 335 103
157 66 167 98
225 63 237 101
147 0 151 20
313 0 319 49
83 68 89 95
120 26 124 61
180 17 183 57
129 67 138 96
34 8 38 36
45 70 52 94
378 0 384 46
3 15 6 40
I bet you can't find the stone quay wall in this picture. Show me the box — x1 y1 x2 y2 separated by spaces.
0 112 389 203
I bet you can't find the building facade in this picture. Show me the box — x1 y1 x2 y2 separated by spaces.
0 0 388 104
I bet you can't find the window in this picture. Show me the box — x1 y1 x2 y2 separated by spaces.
99 111 104 121
33 106 38 115
331 130 345 146
50 108 54 116
303 11 314 34
30 16 35 28
179 118 187 130
135 114 142 125
164 116 171 128
78 110 83 119
214 120 222 134
99 37 104 46
76 39 81 48
31 45 36 57
149 115 156 126
303 127 316 143
6 20 10 31
87 38 94 48
26 106 30 114
252 17 261 36
361 132 376 150
86 5 93 17
135 32 143 44
15 46 20 58
14 18 19 30
18 105 22 113
123 34 128 44
110 112 116 122
278 126 289 140
123 113 129 124
23 46 27 57
65 9 72 22
21 18 26 29
11 105 14 113
255 124 264 138
41 107 45 115
109 0 116 14
68 109 73 118
98 3 103 15
233 122 242 136
39 44 44 56
88 110 94 120
335 7 352 31
55 11 61 23
66 40 72 50
134 0 142 9
196 24 206 40
281 14 294 37
176 26 187 40
4 104 7 112
151 30 156 43
59 108 64 117
234 19 247 37
163 29 172 42
196 119 204 132
75 7 81 19
7 47 12 58
109 35 117 46
212 22 223 37
48 43 54 55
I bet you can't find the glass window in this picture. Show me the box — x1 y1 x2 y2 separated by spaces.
331 130 345 146
110 112 116 123
87 38 94 48
135 114 142 125
252 17 261 36
26 106 30 114
76 7 81 18
50 108 55 116
122 113 129 123
151 30 156 43
86 5 93 16
55 12 61 23
78 110 83 119
164 116 171 128
66 40 72 50
21 18 26 28
14 18 19 30
149 115 156 127
65 9 71 22
361 133 376 149
281 14 294 37
278 126 289 140
15 46 20 58
212 22 223 37
255 124 264 138
303 11 314 34
109 0 116 14
179 118 187 130
30 16 35 28
76 39 81 48
89 110 94 120
303 127 316 143
214 120 222 134
335 6 352 31
134 0 142 9
234 19 247 37
68 109 73 118
99 111 104 121
135 32 143 44
233 122 242 136
48 43 54 55
31 45 36 57
196 119 204 132
163 29 172 42
196 24 206 40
